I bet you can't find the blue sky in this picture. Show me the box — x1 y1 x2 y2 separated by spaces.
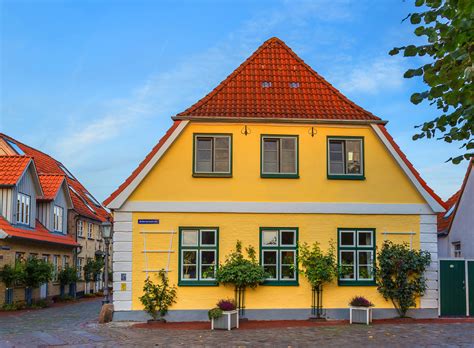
1 0 468 202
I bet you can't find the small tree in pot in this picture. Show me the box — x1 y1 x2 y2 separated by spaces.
139 270 177 322
215 241 267 317
58 266 79 298
19 258 53 306
298 241 337 319
0 263 23 305
376 241 431 318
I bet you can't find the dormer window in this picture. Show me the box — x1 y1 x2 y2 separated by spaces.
289 82 300 88
261 81 272 88
53 205 64 232
16 193 30 225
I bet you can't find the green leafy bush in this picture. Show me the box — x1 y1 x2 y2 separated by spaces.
58 266 79 286
139 270 177 321
19 257 53 288
83 258 104 282
216 241 267 289
208 307 223 320
376 241 431 317
298 241 337 288
0 263 23 288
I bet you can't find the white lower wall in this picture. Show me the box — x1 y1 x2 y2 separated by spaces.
113 211 132 311
420 214 438 309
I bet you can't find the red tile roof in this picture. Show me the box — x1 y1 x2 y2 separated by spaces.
174 37 382 122
438 159 473 235
0 216 78 247
103 121 182 206
0 156 31 186
38 174 65 200
377 125 446 210
0 134 110 222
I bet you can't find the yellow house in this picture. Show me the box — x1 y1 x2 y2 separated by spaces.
104 37 445 321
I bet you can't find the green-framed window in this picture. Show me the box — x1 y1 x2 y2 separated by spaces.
261 135 299 178
327 137 364 180
260 227 298 285
193 134 232 177
178 227 219 286
338 228 376 286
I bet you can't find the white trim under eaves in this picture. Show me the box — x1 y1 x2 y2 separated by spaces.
370 124 444 213
107 120 189 210
120 201 434 215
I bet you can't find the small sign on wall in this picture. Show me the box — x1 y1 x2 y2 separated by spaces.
121 273 127 281
138 219 160 225
121 283 127 291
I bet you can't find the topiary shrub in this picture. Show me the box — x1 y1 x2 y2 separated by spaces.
139 270 177 321
376 241 431 317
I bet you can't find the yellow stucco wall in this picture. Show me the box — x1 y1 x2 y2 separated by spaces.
129 122 425 204
131 212 420 310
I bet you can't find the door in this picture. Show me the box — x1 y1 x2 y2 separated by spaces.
440 260 466 316
468 261 474 317
40 255 48 299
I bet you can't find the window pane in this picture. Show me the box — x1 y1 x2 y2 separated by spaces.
182 230 198 246
263 251 277 264
183 250 197 264
329 140 344 174
264 265 277 279
201 230 216 246
201 250 215 265
263 139 279 173
281 231 295 246
340 231 355 246
196 138 212 172
214 137 230 172
346 140 361 174
358 231 372 246
281 251 295 265
281 138 296 174
281 265 295 279
358 265 373 280
341 266 355 279
358 251 372 265
183 266 197 279
341 251 355 265
329 162 344 174
201 265 215 279
262 230 278 246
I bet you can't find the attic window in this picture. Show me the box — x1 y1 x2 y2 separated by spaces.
261 81 272 88
85 192 101 207
69 185 96 214
4 138 25 155
444 204 455 218
58 163 76 181
289 82 300 88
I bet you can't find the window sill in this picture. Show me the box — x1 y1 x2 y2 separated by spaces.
178 281 218 287
193 173 232 178
87 238 95 241
261 174 299 179
262 280 299 286
328 175 365 180
77 236 85 239
338 280 376 286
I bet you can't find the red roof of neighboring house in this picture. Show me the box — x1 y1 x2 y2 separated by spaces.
103 120 182 206
0 216 78 247
438 159 473 235
0 156 32 186
377 125 446 210
38 174 65 200
175 37 382 122
0 134 110 222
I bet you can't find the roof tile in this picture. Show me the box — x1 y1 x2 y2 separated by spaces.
0 156 31 186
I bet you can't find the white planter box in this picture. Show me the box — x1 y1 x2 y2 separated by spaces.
211 310 239 330
349 306 372 325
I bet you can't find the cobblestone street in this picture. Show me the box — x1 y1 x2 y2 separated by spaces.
1 299 473 347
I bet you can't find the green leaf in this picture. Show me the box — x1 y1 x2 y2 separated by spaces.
410 92 424 104
389 47 400 56
410 13 422 24
404 45 418 56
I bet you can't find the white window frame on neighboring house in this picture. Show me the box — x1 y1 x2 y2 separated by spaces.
87 223 93 239
53 255 59 281
77 220 84 237
16 193 31 226
452 242 462 258
62 255 69 269
53 205 63 232
77 257 83 279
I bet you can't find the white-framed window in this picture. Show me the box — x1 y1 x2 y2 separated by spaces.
260 228 298 283
77 220 84 237
338 229 375 284
53 255 59 281
328 138 364 177
77 257 83 279
87 223 93 239
452 242 462 258
16 193 31 225
261 136 298 177
53 205 63 232
194 134 232 175
62 255 69 269
179 228 218 283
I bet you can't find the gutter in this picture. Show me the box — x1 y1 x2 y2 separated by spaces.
172 116 388 125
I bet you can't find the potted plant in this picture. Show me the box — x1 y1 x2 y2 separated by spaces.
215 241 267 317
298 241 337 320
349 296 374 325
58 266 79 298
0 263 23 305
139 270 177 323
18 257 53 306
209 299 239 330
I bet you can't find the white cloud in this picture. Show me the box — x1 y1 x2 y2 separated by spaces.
330 56 406 95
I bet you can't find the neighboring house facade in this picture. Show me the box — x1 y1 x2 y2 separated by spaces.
0 134 112 298
438 160 474 258
0 156 77 303
104 38 445 321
